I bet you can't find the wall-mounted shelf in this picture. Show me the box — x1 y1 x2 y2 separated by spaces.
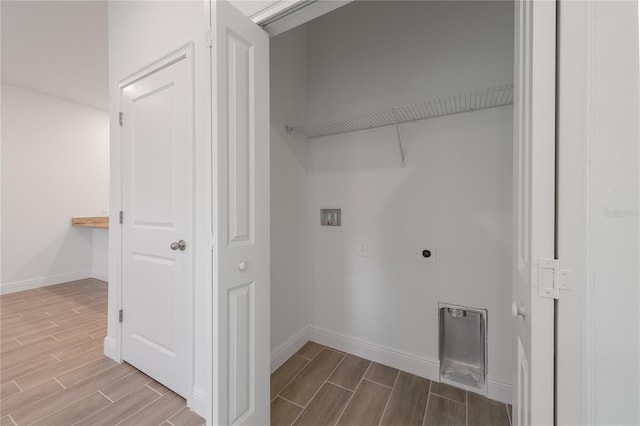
285 84 514 166
71 216 109 229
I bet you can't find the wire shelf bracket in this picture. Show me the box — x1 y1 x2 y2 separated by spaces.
285 84 514 166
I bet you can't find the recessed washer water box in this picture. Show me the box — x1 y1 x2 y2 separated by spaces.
438 302 488 394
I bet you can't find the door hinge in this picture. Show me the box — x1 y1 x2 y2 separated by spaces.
207 232 215 252
205 29 214 48
118 309 123 323
119 211 123 224
538 258 571 299
119 112 123 127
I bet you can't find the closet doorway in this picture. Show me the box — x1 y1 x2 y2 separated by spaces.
265 1 556 425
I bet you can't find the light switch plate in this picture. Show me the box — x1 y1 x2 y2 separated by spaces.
358 242 368 257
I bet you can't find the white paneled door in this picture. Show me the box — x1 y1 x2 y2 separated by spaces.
120 47 194 399
211 1 270 425
211 1 270 424
512 0 556 425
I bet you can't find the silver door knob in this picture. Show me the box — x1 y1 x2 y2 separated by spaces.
511 302 525 319
238 261 247 271
170 240 186 251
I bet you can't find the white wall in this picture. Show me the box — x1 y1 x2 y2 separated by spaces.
302 1 514 401
306 1 514 123
0 84 109 294
91 228 109 282
269 25 310 367
587 2 640 424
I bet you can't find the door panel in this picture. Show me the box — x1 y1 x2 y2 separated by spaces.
227 31 254 246
121 51 193 399
212 1 270 424
512 0 556 425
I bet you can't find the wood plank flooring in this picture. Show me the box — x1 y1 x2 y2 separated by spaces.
0 279 204 426
271 342 512 426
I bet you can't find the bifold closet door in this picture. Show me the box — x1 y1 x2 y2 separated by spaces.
210 1 270 425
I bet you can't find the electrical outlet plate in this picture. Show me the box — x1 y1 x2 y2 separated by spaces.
358 242 368 257
417 244 437 263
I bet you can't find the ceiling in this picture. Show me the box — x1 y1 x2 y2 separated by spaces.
1 1 109 110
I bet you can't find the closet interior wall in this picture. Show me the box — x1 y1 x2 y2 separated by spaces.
270 1 514 401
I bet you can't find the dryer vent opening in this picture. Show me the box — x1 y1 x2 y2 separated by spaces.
438 303 487 392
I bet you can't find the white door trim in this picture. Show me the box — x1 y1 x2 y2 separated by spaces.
556 1 589 424
115 42 196 406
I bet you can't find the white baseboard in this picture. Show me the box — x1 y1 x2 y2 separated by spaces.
270 327 310 373
487 378 512 404
308 325 512 404
103 336 120 362
0 269 93 295
91 270 108 282
191 386 209 422
309 326 440 381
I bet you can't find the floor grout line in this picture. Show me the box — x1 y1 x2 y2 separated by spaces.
278 395 306 409
466 391 469 426
429 391 467 405
54 377 67 389
273 357 310 404
362 377 393 389
113 389 166 426
98 389 114 403
50 353 62 362
146 383 164 396
7 414 17 426
334 361 373 426
287 350 347 426
13 379 23 392
377 369 401 426
325 380 356 393
422 381 432 426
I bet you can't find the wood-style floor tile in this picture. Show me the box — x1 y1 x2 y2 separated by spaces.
1 280 202 426
168 406 207 426
118 391 186 426
467 392 511 426
271 397 303 426
295 341 324 360
280 349 344 406
380 371 430 426
1 353 60 384
0 381 21 399
30 391 111 426
147 379 170 395
0 379 64 416
271 355 308 400
74 385 161 426
430 381 466 404
364 362 398 388
328 354 370 390
292 383 352 426
10 363 134 425
337 378 391 426
424 394 466 426
100 370 153 401
14 344 105 390
56 356 118 387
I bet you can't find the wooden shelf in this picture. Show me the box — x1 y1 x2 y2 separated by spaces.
71 216 109 229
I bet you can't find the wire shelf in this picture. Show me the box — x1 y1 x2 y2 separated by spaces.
285 84 514 139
